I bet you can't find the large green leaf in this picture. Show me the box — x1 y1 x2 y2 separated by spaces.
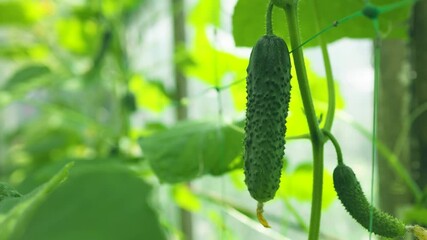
139 120 244 183
1 64 50 91
1 160 166 240
0 163 74 239
233 0 413 48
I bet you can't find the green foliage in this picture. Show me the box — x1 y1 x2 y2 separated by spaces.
0 163 74 239
278 163 336 209
0 161 166 240
0 1 44 26
233 0 413 48
139 120 244 183
173 184 202 212
0 183 22 202
404 206 427 225
128 75 171 112
1 64 50 91
0 0 419 239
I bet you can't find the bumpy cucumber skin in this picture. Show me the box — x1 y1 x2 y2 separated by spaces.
333 164 406 238
244 35 291 203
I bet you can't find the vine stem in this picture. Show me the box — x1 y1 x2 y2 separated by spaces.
322 130 343 165
282 1 324 239
172 0 193 239
310 0 335 132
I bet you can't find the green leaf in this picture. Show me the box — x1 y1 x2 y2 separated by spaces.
2 64 50 91
173 184 202 212
101 0 143 18
233 0 413 48
128 74 171 112
185 0 247 87
188 0 220 27
404 206 427 225
56 17 100 55
277 163 336 209
139 120 244 183
0 1 45 26
0 162 74 239
1 160 166 240
184 27 248 87
0 183 22 202
0 44 49 59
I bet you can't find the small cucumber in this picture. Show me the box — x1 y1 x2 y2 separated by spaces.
333 164 406 238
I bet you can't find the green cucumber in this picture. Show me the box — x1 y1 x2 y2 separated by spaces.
333 164 406 238
243 33 291 226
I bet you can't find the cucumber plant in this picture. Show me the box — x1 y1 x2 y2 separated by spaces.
243 2 291 227
240 0 426 239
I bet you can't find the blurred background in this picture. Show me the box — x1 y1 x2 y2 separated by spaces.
0 0 426 239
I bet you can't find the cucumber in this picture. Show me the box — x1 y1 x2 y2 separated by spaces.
244 33 291 213
333 164 406 238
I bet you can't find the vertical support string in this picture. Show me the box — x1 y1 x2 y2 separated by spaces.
369 18 381 240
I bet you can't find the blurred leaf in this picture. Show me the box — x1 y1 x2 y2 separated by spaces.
189 0 220 27
229 169 246 190
0 162 74 239
23 128 82 162
2 64 50 91
173 184 202 212
101 0 143 18
277 163 336 209
0 1 47 26
0 44 49 59
287 60 345 136
186 0 247 87
0 183 22 202
1 160 166 240
129 75 170 112
121 92 137 112
139 120 244 183
185 27 247 87
130 122 168 140
233 0 413 48
56 17 100 55
404 206 427 225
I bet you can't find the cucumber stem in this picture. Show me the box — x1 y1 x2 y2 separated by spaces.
266 1 274 35
310 0 335 132
283 2 324 239
322 129 343 166
256 202 271 228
